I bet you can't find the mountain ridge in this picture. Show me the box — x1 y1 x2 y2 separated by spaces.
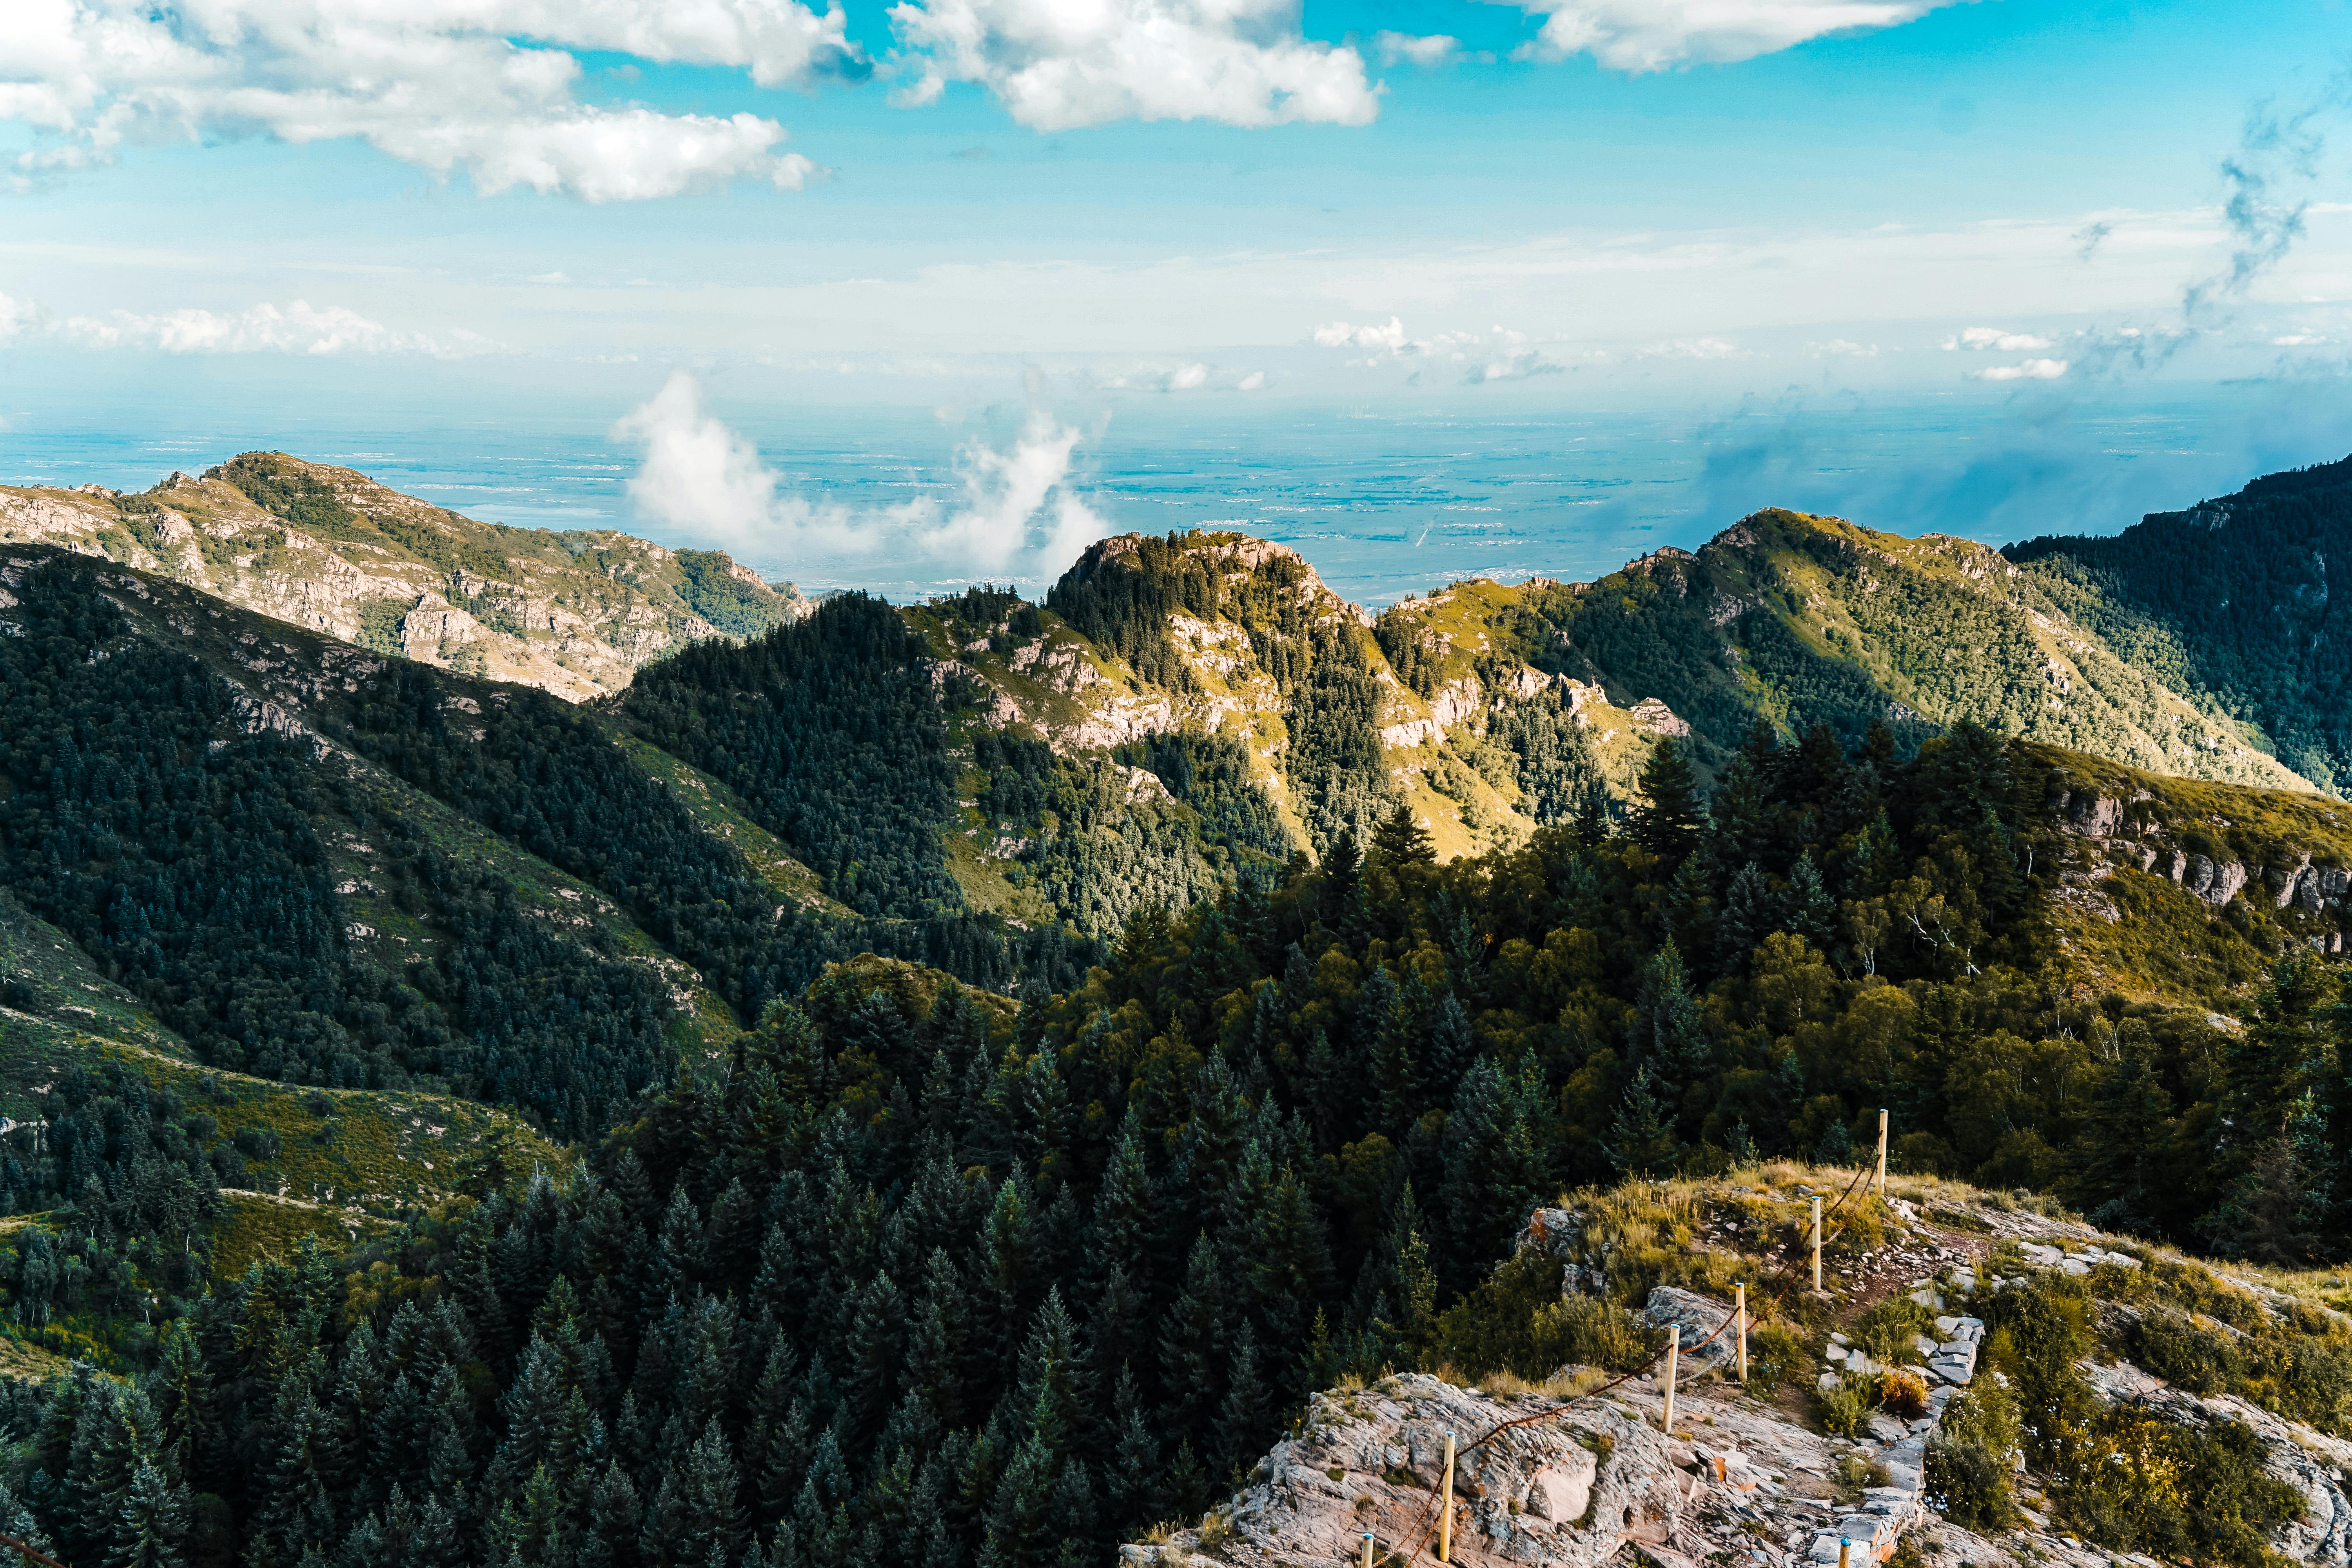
0 450 811 701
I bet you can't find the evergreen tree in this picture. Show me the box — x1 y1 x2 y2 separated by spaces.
1606 1061 1681 1178
1627 740 1704 868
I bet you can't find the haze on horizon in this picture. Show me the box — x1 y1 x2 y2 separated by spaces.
5 0 2352 582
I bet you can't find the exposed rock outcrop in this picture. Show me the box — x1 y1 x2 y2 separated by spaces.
0 454 808 702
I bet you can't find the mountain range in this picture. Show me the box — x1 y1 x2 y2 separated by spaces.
1 449 2350 1568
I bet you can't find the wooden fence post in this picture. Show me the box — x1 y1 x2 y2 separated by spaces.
1361 1531 1375 1568
1735 1283 1748 1384
1662 1325 1679 1435
1439 1431 1456 1564
1811 1197 1823 1292
1876 1110 1889 1196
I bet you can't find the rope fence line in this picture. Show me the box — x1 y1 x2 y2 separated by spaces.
0 1532 66 1568
1378 1156 1884 1568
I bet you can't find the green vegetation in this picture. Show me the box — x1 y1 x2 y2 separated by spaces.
7 459 2352 1568
0 560 677 1133
2009 452 2352 791
966 728 1291 938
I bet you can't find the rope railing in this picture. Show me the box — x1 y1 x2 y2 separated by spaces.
0 1532 66 1568
1379 1156 1883 1568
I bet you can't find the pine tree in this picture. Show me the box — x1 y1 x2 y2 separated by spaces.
1628 740 1704 868
105 1461 189 1568
1629 942 1708 1081
1784 852 1837 950
1606 1060 1682 1178
1370 805 1435 872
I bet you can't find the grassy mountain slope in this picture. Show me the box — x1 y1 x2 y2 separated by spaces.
1387 512 2314 792
2008 450 2352 793
0 451 809 701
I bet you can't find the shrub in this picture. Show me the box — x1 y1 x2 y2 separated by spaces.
1924 1434 2014 1530
1815 1375 1874 1438
1852 1293 1935 1368
1431 1251 1662 1379
2125 1307 2239 1394
1743 1320 1811 1392
2057 1411 2303 1568
1877 1368 1930 1419
1978 1274 2093 1469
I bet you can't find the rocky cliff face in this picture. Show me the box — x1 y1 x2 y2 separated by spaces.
2055 783 2352 952
0 453 807 702
1145 1176 2349 1568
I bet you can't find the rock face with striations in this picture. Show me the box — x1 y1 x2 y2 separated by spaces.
0 452 808 701
1122 1374 1691 1568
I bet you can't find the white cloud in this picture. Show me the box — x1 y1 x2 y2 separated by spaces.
2272 334 2328 346
0 292 42 339
1942 326 2053 351
1096 359 1227 391
0 0 851 199
1811 338 1878 356
1236 370 1267 391
613 368 1109 576
1642 335 1744 359
1375 31 1458 67
1969 358 2070 381
4 292 487 355
1509 0 1964 73
1464 348 1564 383
887 0 1379 130
1313 316 1412 352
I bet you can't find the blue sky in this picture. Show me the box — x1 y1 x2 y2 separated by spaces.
4 0 2350 575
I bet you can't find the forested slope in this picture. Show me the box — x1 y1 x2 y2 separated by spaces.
3 443 2352 1567
4 713 2348 1568
2008 451 2352 793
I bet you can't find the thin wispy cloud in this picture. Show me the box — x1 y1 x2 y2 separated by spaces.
1508 0 1966 72
0 288 490 356
1374 32 1460 67
1969 357 2070 381
1943 327 2053 351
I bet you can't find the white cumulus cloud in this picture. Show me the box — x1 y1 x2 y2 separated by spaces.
887 0 1379 130
1508 0 1963 73
1942 326 2054 351
613 369 1109 577
0 0 853 198
1312 316 1412 352
1811 338 1879 357
1236 370 1267 391
1970 358 2070 381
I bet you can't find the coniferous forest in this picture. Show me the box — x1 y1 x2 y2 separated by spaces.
2 459 2352 1568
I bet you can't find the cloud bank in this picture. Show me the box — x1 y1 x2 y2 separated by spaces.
0 0 853 198
887 0 1379 129
1508 0 1966 73
0 288 488 356
613 370 1110 580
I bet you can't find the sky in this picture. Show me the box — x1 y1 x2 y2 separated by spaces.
4 0 2352 585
